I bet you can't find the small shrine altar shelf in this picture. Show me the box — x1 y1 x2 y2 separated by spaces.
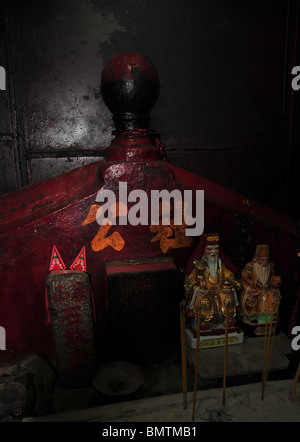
0 53 299 383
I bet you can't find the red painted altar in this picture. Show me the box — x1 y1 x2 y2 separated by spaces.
0 53 299 365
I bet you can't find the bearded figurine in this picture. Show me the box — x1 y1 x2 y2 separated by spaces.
184 233 243 348
239 244 281 336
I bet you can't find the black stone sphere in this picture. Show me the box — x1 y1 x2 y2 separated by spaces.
101 52 160 130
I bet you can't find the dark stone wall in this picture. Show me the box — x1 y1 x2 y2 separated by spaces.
1 0 299 216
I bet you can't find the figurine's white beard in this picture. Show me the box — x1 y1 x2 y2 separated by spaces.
254 262 270 286
207 254 219 279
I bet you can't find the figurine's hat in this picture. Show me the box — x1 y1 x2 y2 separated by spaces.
203 233 220 246
195 232 220 256
184 232 236 275
253 244 270 260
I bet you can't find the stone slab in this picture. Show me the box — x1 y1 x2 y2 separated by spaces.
23 379 300 422
186 332 291 379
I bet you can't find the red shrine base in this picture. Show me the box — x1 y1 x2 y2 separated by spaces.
0 155 299 363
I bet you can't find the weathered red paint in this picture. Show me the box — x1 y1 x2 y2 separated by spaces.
0 156 299 364
101 52 159 84
105 137 161 162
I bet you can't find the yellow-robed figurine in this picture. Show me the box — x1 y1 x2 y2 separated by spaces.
184 233 244 348
239 244 281 336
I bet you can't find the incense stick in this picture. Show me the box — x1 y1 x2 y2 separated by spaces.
261 315 272 399
261 305 278 400
180 303 188 409
288 362 300 401
192 309 201 421
266 308 279 373
262 308 270 385
261 309 273 400
222 304 229 406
